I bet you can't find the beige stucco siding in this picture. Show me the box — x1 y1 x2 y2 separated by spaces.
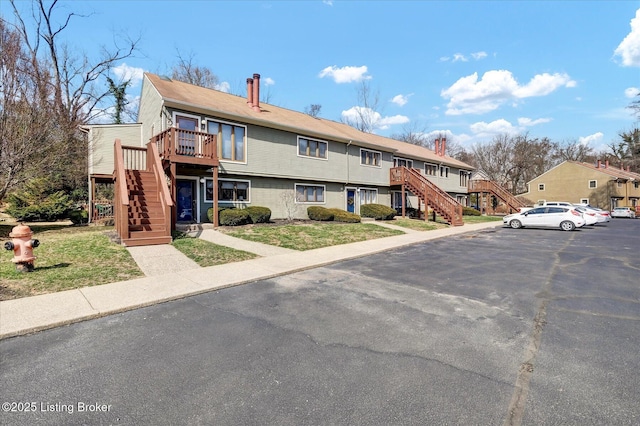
525 162 640 209
88 124 142 175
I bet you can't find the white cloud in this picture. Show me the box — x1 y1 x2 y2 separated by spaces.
318 65 371 83
625 86 640 98
391 94 411 106
263 77 275 86
441 70 576 115
323 0 333 5
452 53 467 62
378 114 410 129
471 51 488 60
340 106 408 131
517 117 552 127
579 132 604 146
614 9 640 67
112 63 144 87
215 81 231 93
467 116 551 139
441 51 487 62
470 119 519 136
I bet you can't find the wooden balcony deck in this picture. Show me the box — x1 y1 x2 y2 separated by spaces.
151 127 219 167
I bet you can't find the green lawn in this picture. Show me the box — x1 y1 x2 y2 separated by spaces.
172 232 256 266
0 224 143 300
0 224 256 301
222 222 404 251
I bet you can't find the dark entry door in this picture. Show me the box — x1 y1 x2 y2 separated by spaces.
346 189 356 213
177 180 195 222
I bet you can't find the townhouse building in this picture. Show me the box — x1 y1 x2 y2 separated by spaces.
521 160 640 210
88 73 474 245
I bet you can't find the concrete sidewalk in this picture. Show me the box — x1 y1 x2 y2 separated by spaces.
0 221 503 340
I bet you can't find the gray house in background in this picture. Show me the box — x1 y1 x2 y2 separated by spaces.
87 72 475 245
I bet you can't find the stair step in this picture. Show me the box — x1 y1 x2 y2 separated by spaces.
122 236 172 247
129 227 169 236
128 217 166 226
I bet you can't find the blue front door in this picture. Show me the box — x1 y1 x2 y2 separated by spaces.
346 189 356 213
177 180 194 222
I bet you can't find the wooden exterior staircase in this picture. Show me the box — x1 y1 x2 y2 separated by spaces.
468 179 526 213
114 139 173 246
390 166 464 226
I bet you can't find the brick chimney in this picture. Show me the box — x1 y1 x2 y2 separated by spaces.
246 78 253 107
434 138 440 156
605 160 609 168
441 137 446 156
597 160 601 168
252 73 261 112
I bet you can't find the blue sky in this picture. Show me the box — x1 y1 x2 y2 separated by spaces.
5 1 640 152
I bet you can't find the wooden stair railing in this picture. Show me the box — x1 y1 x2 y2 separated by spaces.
113 139 173 246
468 179 526 213
390 166 464 226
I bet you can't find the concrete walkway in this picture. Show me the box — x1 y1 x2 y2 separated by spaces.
0 221 503 339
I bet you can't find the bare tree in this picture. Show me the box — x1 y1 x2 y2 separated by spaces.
304 104 322 118
341 80 381 133
471 133 558 194
611 128 640 172
0 19 58 201
2 0 139 202
627 92 640 120
553 139 595 163
171 51 220 90
279 190 300 220
390 121 430 147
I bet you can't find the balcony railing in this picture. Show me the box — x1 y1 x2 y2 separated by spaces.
151 127 218 166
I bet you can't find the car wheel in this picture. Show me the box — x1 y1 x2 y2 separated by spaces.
510 219 522 229
560 221 575 231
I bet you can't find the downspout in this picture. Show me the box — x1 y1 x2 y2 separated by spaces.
345 140 352 186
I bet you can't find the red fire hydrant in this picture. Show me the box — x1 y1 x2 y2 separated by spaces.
4 224 40 272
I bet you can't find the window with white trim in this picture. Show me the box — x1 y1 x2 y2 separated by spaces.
580 198 589 205
295 184 325 203
360 149 381 167
359 188 378 205
205 179 250 202
298 137 327 159
588 180 597 189
440 166 449 178
393 157 413 169
538 183 545 191
425 163 438 176
207 119 246 162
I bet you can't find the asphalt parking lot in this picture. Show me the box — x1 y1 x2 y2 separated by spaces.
1 218 639 425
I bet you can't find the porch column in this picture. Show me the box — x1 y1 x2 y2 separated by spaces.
212 166 219 228
170 163 177 231
401 184 406 218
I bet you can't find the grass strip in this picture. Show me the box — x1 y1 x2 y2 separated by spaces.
222 222 404 251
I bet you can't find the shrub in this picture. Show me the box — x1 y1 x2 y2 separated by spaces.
207 207 233 223
245 206 271 223
307 206 334 221
6 178 74 222
327 208 361 223
463 206 481 216
68 209 89 225
220 209 251 226
360 203 396 220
